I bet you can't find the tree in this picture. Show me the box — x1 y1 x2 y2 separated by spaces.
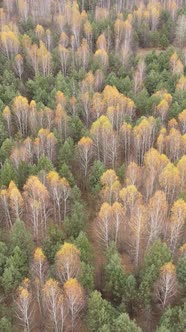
133 117 156 165
175 15 186 47
90 116 113 165
154 262 178 309
0 241 8 276
101 169 120 204
129 203 147 269
64 278 85 332
10 219 33 260
14 54 24 79
23 176 50 240
0 188 12 228
32 247 48 314
125 162 142 189
119 185 142 220
159 163 180 204
43 278 66 332
55 243 81 282
96 202 112 248
88 160 105 194
2 246 28 293
86 291 114 332
74 231 93 264
64 200 86 238
177 156 186 192
2 106 12 136
47 171 70 223
157 304 186 332
112 313 142 332
12 95 29 136
168 199 186 254
104 245 126 303
177 249 186 289
58 45 69 76
139 240 171 306
8 181 23 221
15 280 33 332
0 27 20 59
146 191 168 248
178 109 186 134
78 136 93 178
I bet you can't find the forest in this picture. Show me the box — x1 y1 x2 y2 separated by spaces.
0 0 186 331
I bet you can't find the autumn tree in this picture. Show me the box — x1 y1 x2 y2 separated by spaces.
8 180 23 221
64 278 85 332
177 155 186 191
78 136 93 178
146 190 168 248
168 199 186 254
15 279 34 332
111 202 124 247
23 176 50 240
55 243 81 282
47 171 70 223
144 148 169 200
90 115 112 164
133 117 156 165
96 202 113 248
101 169 120 204
43 278 67 332
14 54 24 79
159 163 180 204
0 25 20 58
125 162 142 188
32 247 48 314
12 96 29 136
154 263 178 309
119 185 142 220
58 45 70 76
178 109 186 134
129 203 147 269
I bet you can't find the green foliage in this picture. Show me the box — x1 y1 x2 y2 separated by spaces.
57 138 75 166
157 304 186 332
26 75 55 107
0 242 8 276
43 224 65 264
64 201 86 238
74 231 93 264
112 313 142 332
105 72 132 95
88 160 106 194
0 160 16 187
177 254 186 288
36 155 54 173
69 116 87 142
0 317 12 332
0 70 18 104
9 220 33 260
104 245 126 303
0 139 13 163
58 163 75 187
1 246 28 292
139 240 171 306
86 291 115 332
16 161 35 189
116 163 126 183
0 113 7 147
80 262 94 292
145 70 162 94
